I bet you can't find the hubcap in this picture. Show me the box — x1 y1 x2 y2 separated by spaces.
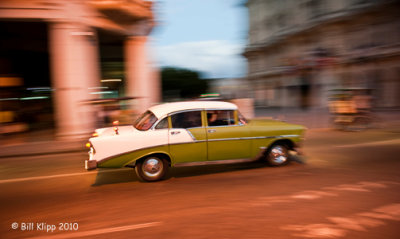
270 145 288 164
142 158 163 178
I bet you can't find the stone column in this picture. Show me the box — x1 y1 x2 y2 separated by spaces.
125 36 160 114
48 22 100 138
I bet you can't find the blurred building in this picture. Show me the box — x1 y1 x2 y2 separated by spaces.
209 78 250 100
244 0 400 109
0 0 160 138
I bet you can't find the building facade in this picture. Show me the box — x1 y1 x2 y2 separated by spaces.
244 0 400 109
0 0 160 138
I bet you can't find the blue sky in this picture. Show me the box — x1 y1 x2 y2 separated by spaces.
150 0 248 79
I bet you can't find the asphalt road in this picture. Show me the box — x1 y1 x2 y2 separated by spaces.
1 128 399 239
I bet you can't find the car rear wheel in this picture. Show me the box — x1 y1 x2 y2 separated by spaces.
266 144 289 166
135 156 168 182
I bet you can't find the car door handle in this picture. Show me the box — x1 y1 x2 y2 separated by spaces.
170 131 181 135
208 129 216 133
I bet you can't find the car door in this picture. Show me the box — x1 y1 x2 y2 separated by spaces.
206 110 251 161
168 110 208 164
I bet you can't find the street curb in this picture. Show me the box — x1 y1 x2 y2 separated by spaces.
0 149 87 159
0 139 88 159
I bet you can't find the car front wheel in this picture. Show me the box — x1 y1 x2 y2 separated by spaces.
135 156 168 182
266 144 289 166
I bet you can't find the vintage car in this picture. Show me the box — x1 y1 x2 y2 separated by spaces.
85 101 305 182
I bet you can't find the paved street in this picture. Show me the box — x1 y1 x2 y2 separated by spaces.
1 128 400 239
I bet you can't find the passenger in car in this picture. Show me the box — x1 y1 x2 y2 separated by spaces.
208 111 226 126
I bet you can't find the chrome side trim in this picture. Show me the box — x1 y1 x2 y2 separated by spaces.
208 137 244 142
185 129 197 141
206 135 300 142
184 129 207 143
169 140 206 145
278 134 300 138
169 132 297 144
252 136 276 139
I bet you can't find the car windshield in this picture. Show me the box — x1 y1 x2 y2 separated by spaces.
133 111 158 131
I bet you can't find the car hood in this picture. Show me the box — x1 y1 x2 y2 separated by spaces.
94 125 137 137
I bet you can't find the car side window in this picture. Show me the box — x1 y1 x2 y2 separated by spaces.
207 110 235 126
171 111 202 129
155 117 168 129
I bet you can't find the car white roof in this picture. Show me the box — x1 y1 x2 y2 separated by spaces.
148 101 238 118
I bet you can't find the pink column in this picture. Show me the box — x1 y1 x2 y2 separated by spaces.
125 36 160 114
48 22 100 138
148 63 161 104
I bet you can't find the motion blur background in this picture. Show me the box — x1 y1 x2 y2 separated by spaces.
0 0 399 139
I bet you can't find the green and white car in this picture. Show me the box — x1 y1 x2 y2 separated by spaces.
85 101 305 181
